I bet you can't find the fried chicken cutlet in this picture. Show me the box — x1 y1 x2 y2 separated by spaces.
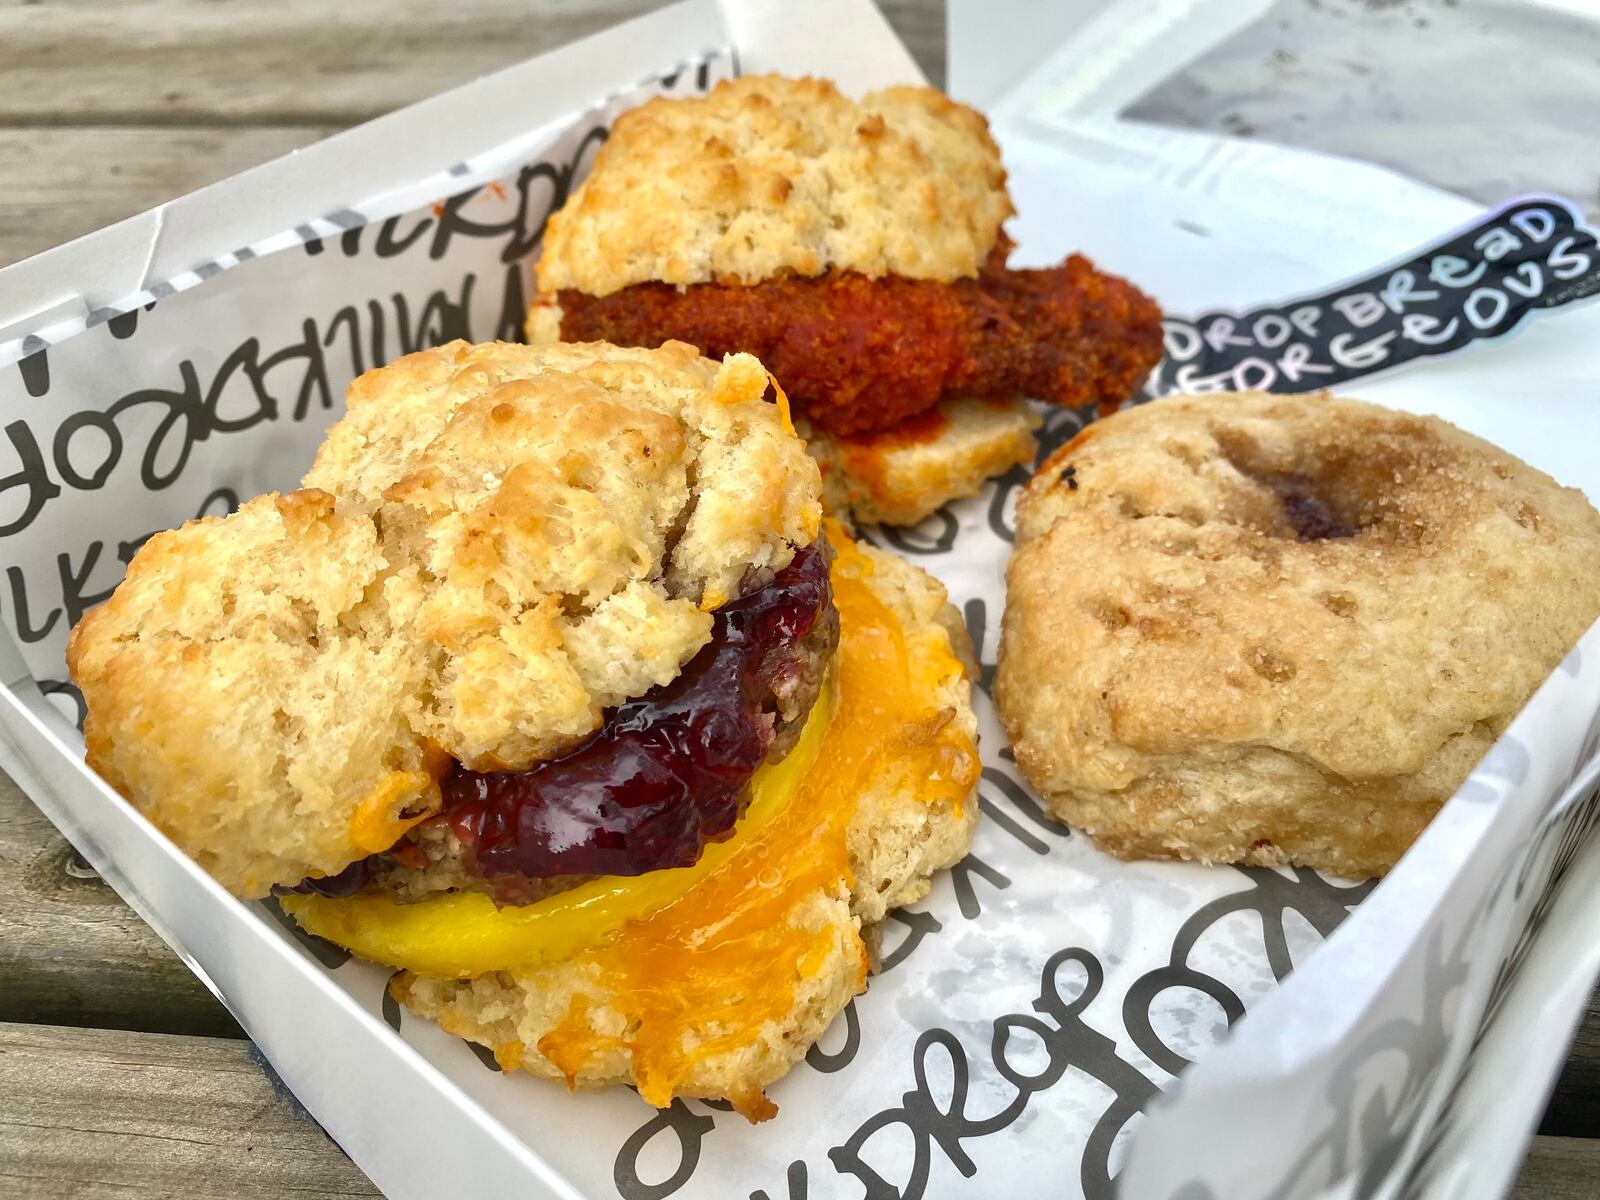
553 241 1162 435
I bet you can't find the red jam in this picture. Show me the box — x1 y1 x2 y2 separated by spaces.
440 544 834 882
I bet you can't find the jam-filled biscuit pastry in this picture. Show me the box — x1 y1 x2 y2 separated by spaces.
996 390 1600 878
526 73 1163 525
68 340 980 1119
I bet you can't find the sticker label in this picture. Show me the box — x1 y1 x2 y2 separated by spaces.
1154 197 1600 396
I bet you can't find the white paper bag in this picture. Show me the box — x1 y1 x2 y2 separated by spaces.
1 3 1597 1197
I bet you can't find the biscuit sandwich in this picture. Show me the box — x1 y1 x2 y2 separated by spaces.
527 74 1164 526
68 340 981 1118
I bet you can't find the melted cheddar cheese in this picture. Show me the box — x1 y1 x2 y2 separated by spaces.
283 526 977 1116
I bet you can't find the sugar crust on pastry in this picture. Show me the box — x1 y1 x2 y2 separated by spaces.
535 74 1013 296
996 390 1600 878
67 340 822 897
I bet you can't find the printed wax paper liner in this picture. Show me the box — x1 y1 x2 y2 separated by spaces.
3 2 1600 1197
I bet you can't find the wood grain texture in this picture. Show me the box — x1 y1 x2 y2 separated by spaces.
1543 990 1600 1139
1509 1136 1600 1200
0 0 943 125
0 1021 1590 1199
0 1 672 125
0 774 239 1039
0 126 335 267
0 1 942 267
0 1024 1593 1200
0 1022 380 1199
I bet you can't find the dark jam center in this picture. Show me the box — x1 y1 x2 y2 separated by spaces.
1269 473 1358 542
440 543 833 882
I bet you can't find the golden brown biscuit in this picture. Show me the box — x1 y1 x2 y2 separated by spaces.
535 75 1012 296
803 395 1042 527
996 391 1600 878
303 539 980 1118
68 341 821 896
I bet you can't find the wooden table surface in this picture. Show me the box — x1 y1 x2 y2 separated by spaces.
1 2 1596 1196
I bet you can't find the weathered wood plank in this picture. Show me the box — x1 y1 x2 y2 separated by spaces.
0 1022 1592 1199
0 775 240 1039
0 1 668 125
0 0 942 268
1542 989 1600 1139
1510 1136 1600 1200
0 125 335 268
0 1 943 126
0 1022 380 1199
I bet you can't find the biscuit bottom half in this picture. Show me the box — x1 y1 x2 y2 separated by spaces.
282 530 980 1119
802 395 1042 527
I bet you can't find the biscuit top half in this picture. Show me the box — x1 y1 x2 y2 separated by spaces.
535 74 1014 297
67 340 822 896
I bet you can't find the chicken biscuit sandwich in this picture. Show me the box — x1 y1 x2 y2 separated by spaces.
528 75 1164 525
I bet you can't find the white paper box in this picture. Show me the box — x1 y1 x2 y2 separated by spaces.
2 3 1598 1198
